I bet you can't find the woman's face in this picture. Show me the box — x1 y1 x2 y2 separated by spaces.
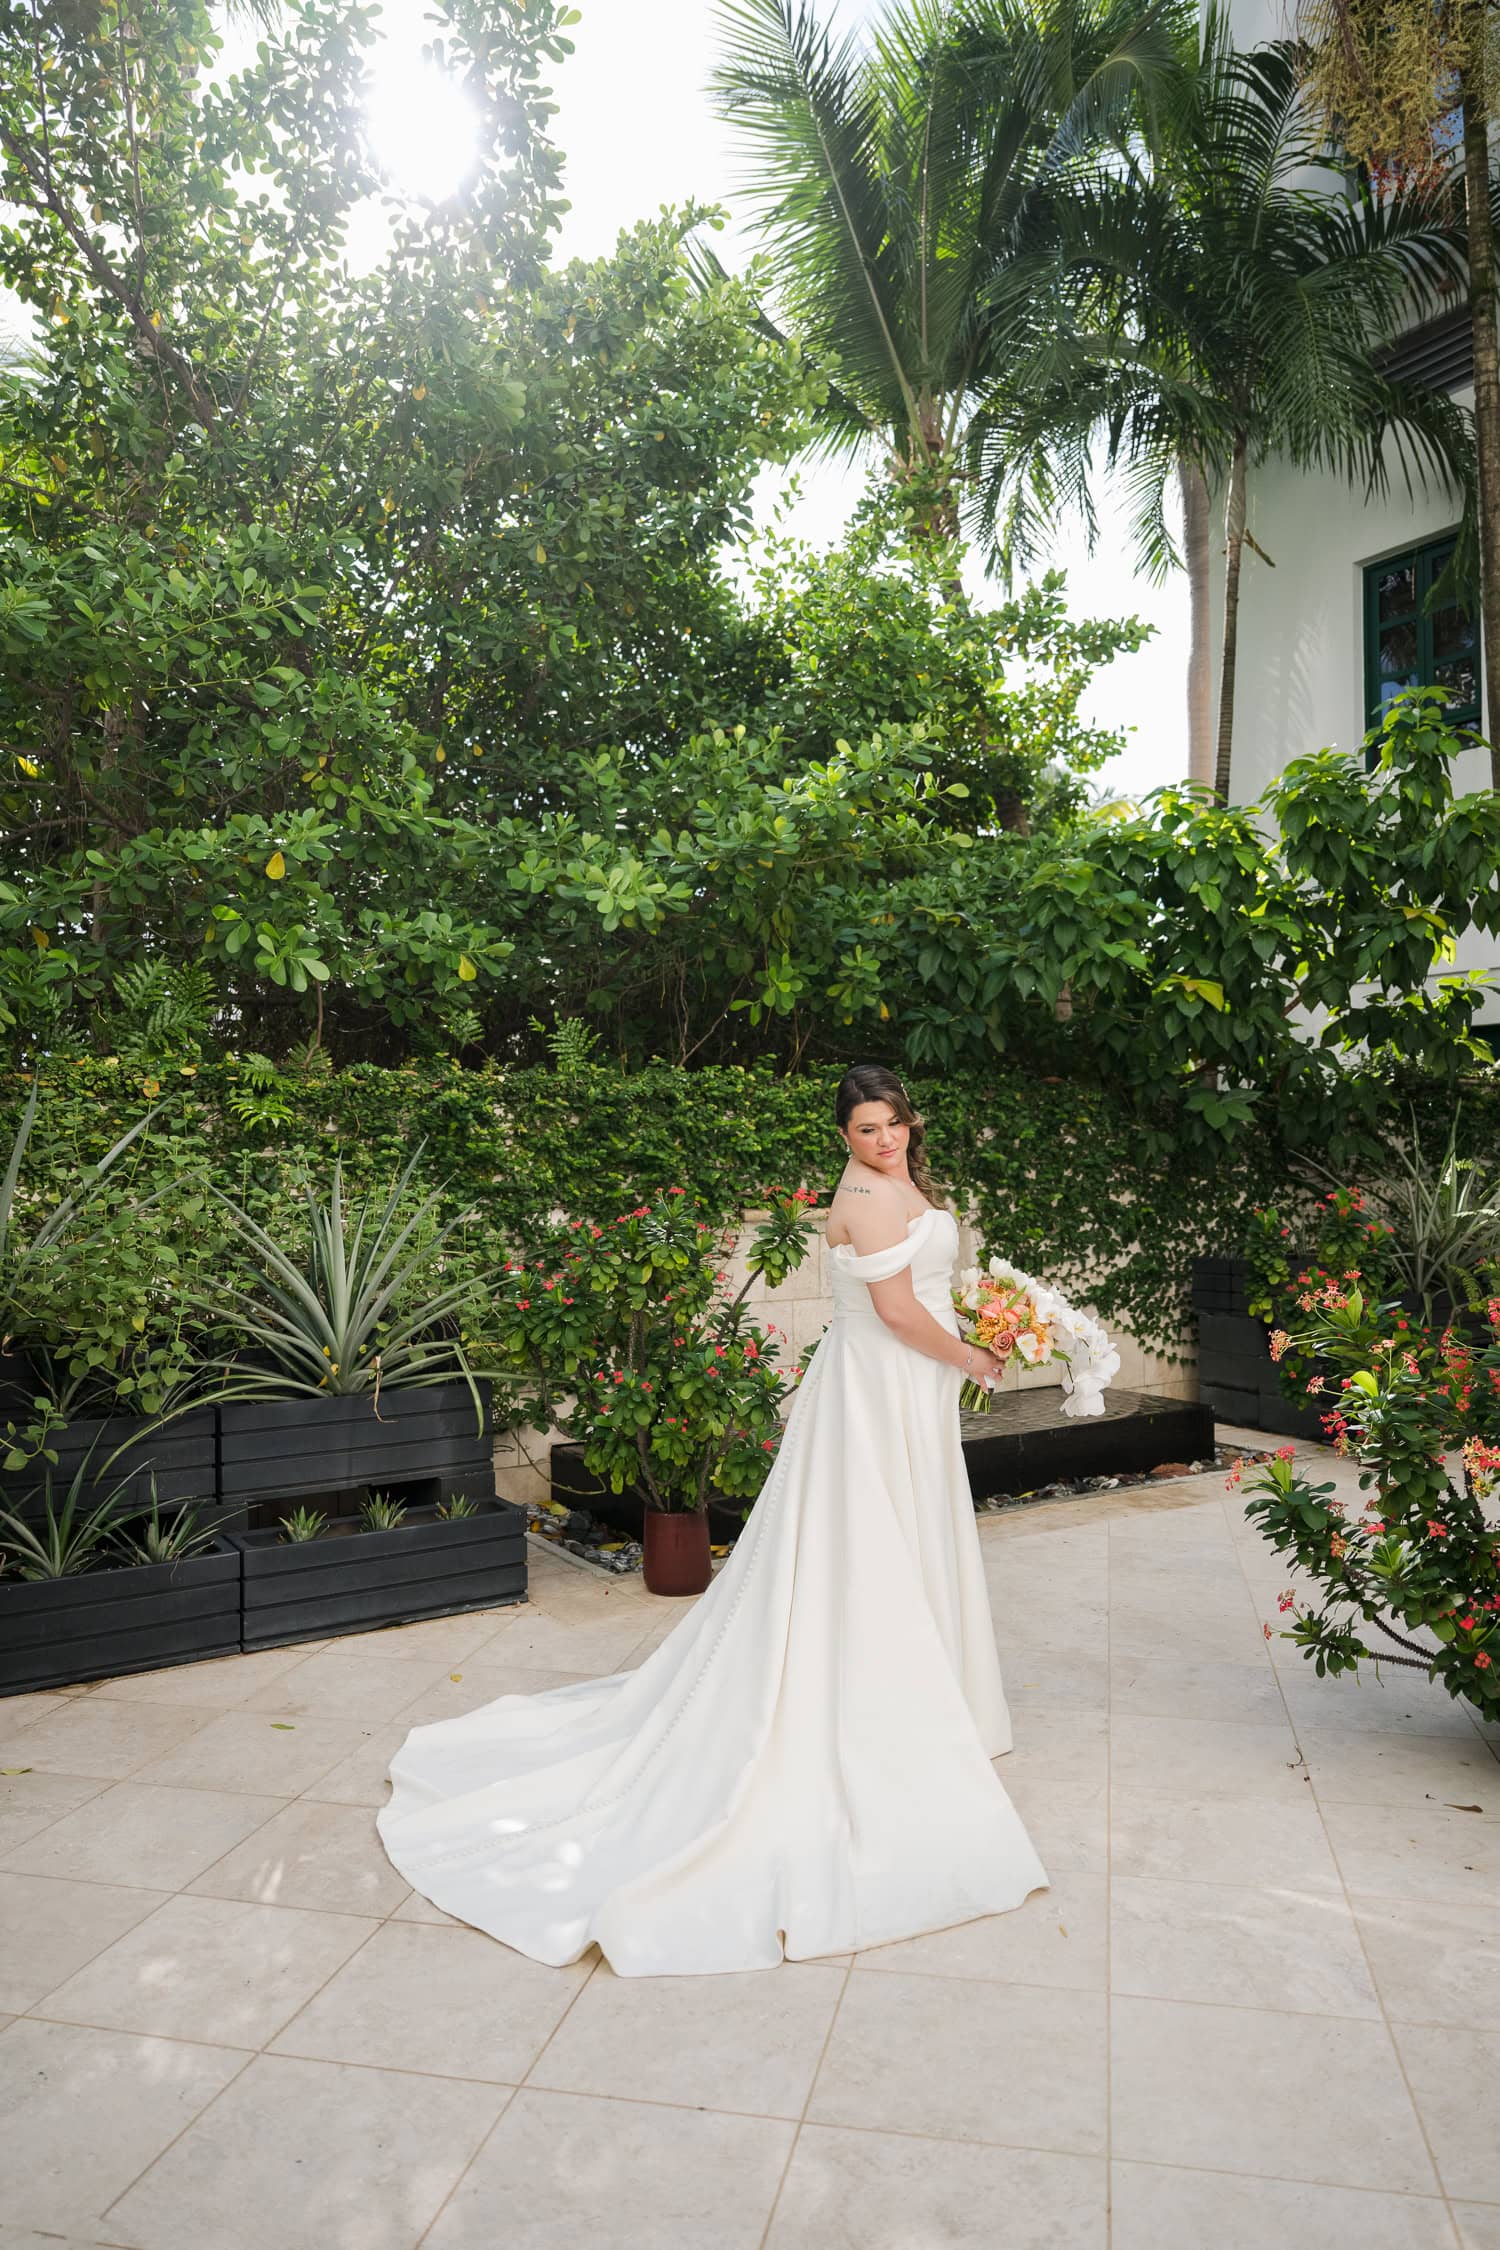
843 1100 909 1174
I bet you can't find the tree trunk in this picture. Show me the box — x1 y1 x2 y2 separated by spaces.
1214 433 1248 803
1179 455 1215 789
1461 82 1500 791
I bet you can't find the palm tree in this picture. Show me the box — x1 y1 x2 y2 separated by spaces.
707 0 1184 576
968 29 1475 798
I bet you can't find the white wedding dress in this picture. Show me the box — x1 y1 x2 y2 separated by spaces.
377 1205 1050 1974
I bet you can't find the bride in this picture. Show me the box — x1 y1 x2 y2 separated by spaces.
376 1062 1051 1974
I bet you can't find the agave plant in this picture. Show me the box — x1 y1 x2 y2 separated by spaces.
0 1448 139 1581
110 1482 221 1568
360 1490 408 1532
202 1148 494 1417
278 1505 329 1543
1297 1105 1500 1315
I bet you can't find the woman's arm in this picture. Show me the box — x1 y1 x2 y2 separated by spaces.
838 1184 1004 1385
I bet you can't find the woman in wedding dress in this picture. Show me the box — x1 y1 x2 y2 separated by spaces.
376 1063 1050 1974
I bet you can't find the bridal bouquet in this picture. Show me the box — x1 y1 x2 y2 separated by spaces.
952 1256 1121 1418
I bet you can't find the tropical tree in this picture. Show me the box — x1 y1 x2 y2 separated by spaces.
968 28 1476 799
1296 0 1500 792
706 0 1183 572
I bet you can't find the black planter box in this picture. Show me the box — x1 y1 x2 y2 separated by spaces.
1191 1264 1329 1441
229 1499 527 1650
218 1382 496 1515
0 1541 240 1697
0 1407 218 1519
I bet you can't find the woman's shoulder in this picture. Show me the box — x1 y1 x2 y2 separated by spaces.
827 1171 927 1253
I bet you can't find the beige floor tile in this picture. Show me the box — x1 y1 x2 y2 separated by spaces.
0 1698 214 1783
1108 1653 1286 1725
1277 1666 1486 1740
390 1887 463 1926
1110 1873 1380 2016
1108 1786 1344 1893
999 1709 1109 1792
1001 1770 1108 1875
1111 1994 1437 2191
1107 1598 1269 1668
1455 2204 1500 2250
0 1691 85 1731
424 2085 793 2249
0 1782 287 1889
294 1723 408 1808
328 1609 522 1665
271 1919 590 2082
1352 1895 1500 2029
1322 1801 1500 1907
1297 1725 1500 1810
807 1971 1106 2154
852 1871 1105 1990
81 1646 308 1709
0 1769 108 1859
530 1959 844 2120
0 2227 136 2249
388 1663 592 1727
1394 2023 1500 2202
1110 2159 1459 2250
983 1597 1107 1655
186 1799 410 1917
240 1649 456 1722
104 2051 505 2250
996 1648 1109 1711
765 2125 1106 2250
467 1614 659 1673
0 2016 247 2236
41 1892 376 2047
0 1872 167 2014
130 1707 382 1795
1109 1710 1311 1800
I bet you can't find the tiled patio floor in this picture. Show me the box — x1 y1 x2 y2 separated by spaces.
2 1429 1499 2249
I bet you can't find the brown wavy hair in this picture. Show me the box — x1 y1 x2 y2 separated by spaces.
834 1064 947 1211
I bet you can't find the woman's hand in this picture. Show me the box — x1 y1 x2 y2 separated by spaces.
969 1339 1012 1391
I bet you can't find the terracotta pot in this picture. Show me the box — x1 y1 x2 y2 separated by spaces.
642 1506 711 1597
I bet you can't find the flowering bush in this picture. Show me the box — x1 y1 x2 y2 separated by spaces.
1239 1281 1500 1712
489 1186 818 1514
1245 1187 1400 1411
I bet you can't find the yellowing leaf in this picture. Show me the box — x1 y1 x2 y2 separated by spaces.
435 746 446 763
534 541 547 566
17 755 39 777
412 383 427 400
265 850 286 880
457 955 477 982
142 1078 159 1098
149 309 161 329
30 927 49 950
449 1672 463 1683
270 1722 296 1731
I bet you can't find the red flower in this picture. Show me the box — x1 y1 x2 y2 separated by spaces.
1477 1652 1493 1670
1426 1520 1449 1538
516 1297 531 1309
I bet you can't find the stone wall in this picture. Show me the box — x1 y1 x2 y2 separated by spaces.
492 1202 1197 1510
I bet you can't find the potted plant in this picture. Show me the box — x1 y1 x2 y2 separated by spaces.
204 1150 526 1642
203 1149 509 1517
0 1461 237 1696
493 1185 814 1595
230 1488 525 1651
1239 1282 1500 1716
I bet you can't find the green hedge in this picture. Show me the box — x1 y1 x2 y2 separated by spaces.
4 1054 1314 1359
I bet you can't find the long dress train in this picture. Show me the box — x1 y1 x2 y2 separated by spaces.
376 1205 1051 1975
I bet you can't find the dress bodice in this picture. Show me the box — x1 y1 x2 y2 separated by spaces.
827 1205 960 1332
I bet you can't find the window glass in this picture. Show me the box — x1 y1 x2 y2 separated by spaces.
1363 534 1480 743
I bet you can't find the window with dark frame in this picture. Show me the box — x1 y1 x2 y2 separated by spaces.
1362 534 1480 753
